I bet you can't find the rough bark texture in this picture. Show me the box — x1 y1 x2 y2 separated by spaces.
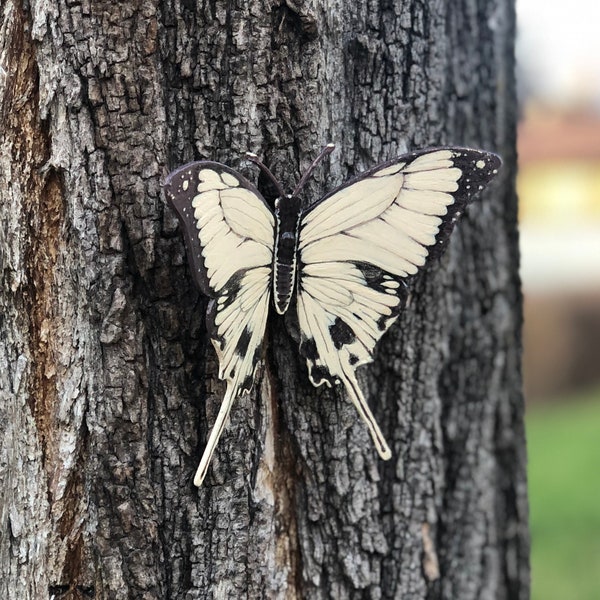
0 0 527 598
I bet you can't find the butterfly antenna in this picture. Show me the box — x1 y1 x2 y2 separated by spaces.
292 143 335 196
245 152 286 198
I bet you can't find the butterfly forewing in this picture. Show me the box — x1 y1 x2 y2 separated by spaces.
164 161 275 485
297 148 501 457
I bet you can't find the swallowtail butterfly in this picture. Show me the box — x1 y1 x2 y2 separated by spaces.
164 144 501 486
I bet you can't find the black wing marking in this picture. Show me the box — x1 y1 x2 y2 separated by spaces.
297 148 501 458
164 161 275 485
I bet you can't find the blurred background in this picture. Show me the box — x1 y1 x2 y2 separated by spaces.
516 0 600 597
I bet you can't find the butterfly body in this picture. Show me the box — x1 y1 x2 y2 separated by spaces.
273 194 303 315
164 146 501 486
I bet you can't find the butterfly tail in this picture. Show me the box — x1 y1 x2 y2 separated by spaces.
194 386 236 486
339 371 392 460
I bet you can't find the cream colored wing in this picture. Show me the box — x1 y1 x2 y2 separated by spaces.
297 148 501 458
164 161 275 485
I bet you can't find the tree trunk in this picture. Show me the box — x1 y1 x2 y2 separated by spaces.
0 0 527 598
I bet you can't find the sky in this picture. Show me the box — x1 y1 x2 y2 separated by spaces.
516 0 600 107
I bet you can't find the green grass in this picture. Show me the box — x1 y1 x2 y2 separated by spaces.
527 389 600 600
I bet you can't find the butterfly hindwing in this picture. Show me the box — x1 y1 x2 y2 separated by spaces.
164 161 275 485
297 148 501 456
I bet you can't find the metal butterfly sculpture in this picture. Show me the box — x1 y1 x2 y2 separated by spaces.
164 144 501 486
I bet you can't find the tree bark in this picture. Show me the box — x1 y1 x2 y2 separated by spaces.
0 0 528 598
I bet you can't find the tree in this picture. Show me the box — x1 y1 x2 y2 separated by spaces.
0 0 528 598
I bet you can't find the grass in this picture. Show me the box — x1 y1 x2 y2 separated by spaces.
527 388 600 600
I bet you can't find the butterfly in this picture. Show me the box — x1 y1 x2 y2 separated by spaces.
164 144 501 486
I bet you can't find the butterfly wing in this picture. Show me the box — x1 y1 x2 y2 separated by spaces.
164 161 275 485
297 148 501 458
